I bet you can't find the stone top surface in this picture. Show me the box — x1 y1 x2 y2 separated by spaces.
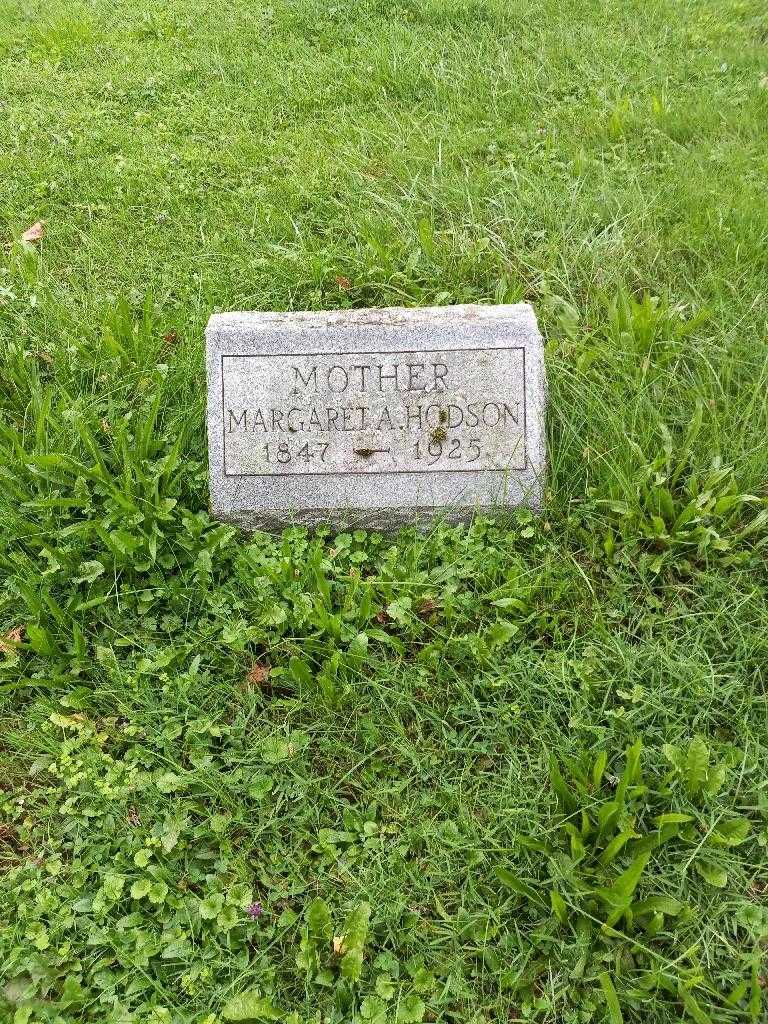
206 303 546 530
209 303 536 330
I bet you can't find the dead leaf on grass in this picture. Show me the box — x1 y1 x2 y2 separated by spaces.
332 935 347 955
747 878 768 901
0 626 24 655
21 221 45 244
246 662 271 688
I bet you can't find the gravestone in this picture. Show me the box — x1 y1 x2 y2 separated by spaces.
206 303 546 529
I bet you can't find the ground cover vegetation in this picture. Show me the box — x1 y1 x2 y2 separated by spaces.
1 0 767 1021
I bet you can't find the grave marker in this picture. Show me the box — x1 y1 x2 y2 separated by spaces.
206 304 546 528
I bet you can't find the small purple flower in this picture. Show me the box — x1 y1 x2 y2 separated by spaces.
247 901 263 921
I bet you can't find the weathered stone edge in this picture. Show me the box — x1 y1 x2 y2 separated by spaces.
206 302 538 334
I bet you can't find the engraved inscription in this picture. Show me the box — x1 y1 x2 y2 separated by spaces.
221 347 526 476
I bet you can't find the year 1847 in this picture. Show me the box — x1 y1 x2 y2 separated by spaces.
262 441 329 464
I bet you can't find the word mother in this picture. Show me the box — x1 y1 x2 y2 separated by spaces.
292 359 449 394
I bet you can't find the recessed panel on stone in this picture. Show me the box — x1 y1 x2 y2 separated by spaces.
206 304 546 529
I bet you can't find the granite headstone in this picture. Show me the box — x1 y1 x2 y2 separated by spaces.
206 303 546 529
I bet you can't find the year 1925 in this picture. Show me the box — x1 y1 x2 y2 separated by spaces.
413 437 481 464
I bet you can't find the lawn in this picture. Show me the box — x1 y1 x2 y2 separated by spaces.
1 0 768 1021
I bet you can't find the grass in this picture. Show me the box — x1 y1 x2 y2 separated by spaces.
1 0 768 1021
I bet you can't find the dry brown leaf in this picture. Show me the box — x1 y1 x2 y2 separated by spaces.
246 662 271 688
747 878 768 901
21 221 45 244
0 626 24 655
334 275 351 290
332 935 347 955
